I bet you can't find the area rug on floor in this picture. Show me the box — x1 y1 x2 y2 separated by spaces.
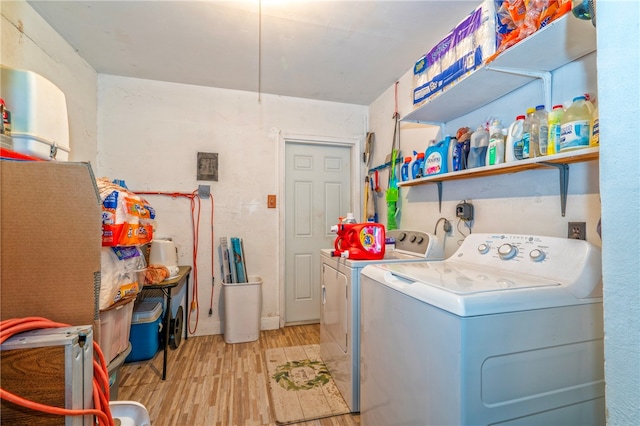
265 344 350 425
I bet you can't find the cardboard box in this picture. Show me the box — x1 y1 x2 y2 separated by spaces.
0 161 101 335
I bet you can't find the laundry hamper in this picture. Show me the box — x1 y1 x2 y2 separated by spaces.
222 276 262 344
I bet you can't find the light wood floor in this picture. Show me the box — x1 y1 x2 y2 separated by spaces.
118 324 360 426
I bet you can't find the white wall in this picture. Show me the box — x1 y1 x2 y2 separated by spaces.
597 1 640 424
1 0 98 164
96 74 367 335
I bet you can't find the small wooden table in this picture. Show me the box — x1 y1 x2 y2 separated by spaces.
142 265 191 380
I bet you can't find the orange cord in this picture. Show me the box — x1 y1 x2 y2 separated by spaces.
189 190 201 333
133 190 216 335
0 317 114 426
209 192 215 314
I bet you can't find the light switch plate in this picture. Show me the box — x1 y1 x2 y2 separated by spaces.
267 195 276 208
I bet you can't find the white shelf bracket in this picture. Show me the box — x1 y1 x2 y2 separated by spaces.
410 120 445 140
484 66 552 111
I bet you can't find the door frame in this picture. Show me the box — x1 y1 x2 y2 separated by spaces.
278 132 362 327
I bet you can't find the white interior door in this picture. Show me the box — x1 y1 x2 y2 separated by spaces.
285 142 351 324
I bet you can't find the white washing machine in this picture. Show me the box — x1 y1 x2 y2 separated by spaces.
360 233 605 426
320 229 444 413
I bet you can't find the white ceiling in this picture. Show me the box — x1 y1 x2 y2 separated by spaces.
28 0 478 105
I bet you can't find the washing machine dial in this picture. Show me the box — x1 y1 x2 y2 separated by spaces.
398 232 407 241
410 235 417 243
416 236 424 244
498 243 517 260
529 249 546 262
477 243 490 254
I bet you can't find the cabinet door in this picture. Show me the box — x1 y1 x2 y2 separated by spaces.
321 264 348 353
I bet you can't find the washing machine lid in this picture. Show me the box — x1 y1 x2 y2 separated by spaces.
381 262 560 294
366 262 595 317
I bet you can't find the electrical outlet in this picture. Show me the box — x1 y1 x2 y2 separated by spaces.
456 202 474 221
267 194 277 208
568 222 586 240
198 185 210 198
443 219 453 235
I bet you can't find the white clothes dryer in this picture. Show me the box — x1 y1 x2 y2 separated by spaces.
359 233 605 426
320 229 444 412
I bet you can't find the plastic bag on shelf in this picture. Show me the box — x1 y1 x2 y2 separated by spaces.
99 246 147 310
97 177 155 246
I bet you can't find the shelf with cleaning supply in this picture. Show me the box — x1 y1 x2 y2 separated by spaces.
402 13 596 125
397 147 599 217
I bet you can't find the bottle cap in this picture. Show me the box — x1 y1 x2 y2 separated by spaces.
553 105 564 110
516 115 526 120
404 156 412 163
535 105 545 110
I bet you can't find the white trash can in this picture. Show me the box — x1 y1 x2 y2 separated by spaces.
222 276 263 344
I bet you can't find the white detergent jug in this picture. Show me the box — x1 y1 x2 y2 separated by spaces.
467 126 489 168
505 115 525 162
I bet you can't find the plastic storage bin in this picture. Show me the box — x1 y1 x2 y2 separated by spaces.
99 298 135 363
108 343 131 400
126 301 162 362
223 276 263 344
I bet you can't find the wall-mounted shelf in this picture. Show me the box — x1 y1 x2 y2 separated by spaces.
398 147 599 216
402 14 597 124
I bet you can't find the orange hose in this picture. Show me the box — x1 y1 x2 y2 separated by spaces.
0 318 114 426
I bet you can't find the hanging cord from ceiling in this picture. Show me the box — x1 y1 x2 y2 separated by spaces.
258 0 262 104
0 317 115 426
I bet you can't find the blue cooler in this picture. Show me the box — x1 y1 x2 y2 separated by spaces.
126 301 162 362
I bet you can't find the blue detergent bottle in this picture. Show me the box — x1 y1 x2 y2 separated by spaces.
400 156 412 181
411 151 425 179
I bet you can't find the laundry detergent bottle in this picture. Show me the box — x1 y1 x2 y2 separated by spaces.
400 156 412 181
487 120 505 165
534 105 549 157
505 115 526 162
547 105 564 155
522 107 535 159
424 136 450 175
411 151 425 179
332 222 385 260
560 96 591 152
467 125 489 168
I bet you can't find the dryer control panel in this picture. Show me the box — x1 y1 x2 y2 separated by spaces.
452 233 602 298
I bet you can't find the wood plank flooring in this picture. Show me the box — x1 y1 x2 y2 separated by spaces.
118 324 360 426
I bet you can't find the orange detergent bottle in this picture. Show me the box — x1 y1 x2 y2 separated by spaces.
331 222 385 260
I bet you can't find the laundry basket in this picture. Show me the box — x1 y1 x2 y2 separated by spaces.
222 276 262 344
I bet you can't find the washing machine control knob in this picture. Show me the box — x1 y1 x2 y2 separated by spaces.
477 243 490 254
398 232 407 241
410 235 417 243
416 236 424 244
498 243 517 259
529 249 546 262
